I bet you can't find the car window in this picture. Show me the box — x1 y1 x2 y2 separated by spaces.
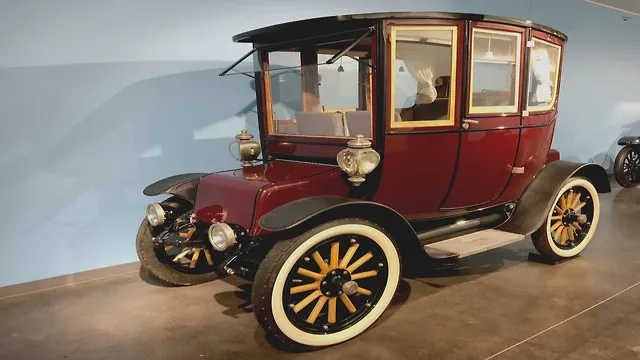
391 26 457 128
469 28 522 114
526 38 561 112
266 38 373 138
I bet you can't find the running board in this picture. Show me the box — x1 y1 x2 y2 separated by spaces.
424 229 525 259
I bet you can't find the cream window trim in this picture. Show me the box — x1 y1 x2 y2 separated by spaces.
526 38 562 113
468 28 522 115
390 25 458 129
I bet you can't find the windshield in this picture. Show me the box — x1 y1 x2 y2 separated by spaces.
264 37 373 139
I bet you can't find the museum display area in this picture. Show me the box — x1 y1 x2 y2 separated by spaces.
1 1 639 359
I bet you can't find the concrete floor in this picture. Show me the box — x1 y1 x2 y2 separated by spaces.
1 182 640 360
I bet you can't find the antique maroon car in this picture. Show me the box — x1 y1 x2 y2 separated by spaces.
136 12 611 349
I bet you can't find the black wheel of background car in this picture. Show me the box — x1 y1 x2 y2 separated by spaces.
252 218 401 350
532 177 600 261
614 145 640 188
136 200 221 286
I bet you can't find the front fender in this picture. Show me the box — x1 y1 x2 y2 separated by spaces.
618 136 640 146
143 173 209 204
498 161 610 236
259 196 433 271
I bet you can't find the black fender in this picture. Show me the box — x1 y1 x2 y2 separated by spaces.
498 160 610 236
259 196 429 270
618 136 640 146
142 173 208 204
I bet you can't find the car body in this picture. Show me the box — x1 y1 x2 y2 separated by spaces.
136 12 611 349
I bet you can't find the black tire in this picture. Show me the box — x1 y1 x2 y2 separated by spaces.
614 145 639 188
252 218 401 350
136 200 220 286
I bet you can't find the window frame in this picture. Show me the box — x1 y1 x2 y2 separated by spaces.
468 27 523 115
389 25 459 129
525 37 562 113
262 44 375 140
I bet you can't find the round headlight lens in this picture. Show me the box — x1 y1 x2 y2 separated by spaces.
146 203 165 226
208 223 236 251
357 150 381 176
336 149 359 175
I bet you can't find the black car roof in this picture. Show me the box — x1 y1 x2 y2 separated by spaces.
232 12 568 44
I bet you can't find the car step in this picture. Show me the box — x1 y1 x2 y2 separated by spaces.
423 229 524 259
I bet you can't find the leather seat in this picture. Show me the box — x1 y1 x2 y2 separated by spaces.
295 112 345 136
345 111 372 138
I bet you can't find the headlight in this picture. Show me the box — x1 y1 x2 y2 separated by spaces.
146 203 166 226
208 223 237 251
336 135 380 186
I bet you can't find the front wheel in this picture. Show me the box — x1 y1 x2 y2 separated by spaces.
531 177 600 261
614 145 640 188
252 218 401 350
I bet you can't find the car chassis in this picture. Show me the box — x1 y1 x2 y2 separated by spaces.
136 12 611 349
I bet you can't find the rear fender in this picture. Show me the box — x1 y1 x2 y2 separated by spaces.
259 196 430 270
143 173 208 204
618 136 640 146
498 161 610 235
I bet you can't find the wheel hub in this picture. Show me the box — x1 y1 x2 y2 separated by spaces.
320 269 353 297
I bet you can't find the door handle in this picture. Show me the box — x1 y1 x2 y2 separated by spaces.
462 119 479 129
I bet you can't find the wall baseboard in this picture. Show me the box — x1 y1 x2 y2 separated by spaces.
0 262 141 300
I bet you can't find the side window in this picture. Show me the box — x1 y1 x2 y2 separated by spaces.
391 26 457 128
469 28 522 114
527 38 561 112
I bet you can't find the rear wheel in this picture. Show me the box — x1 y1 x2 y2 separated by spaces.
252 218 401 349
136 199 220 286
531 177 600 261
614 145 640 188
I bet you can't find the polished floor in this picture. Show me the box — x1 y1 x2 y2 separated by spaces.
1 182 640 360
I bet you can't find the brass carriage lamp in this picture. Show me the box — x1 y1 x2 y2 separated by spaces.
235 129 261 167
336 135 380 186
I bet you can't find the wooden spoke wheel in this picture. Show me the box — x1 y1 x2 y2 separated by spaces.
532 177 600 260
614 146 640 188
136 200 220 286
252 219 400 349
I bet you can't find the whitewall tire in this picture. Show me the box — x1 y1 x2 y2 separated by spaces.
252 218 401 349
532 177 600 260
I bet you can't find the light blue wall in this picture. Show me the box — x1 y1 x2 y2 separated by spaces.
1 0 638 286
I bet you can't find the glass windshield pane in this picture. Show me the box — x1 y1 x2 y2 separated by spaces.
527 38 561 111
266 38 373 138
391 27 457 127
469 28 522 114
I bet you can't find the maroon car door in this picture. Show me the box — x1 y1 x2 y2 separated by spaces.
441 22 526 209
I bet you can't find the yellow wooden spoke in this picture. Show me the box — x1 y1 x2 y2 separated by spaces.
297 267 324 280
328 297 337 324
339 244 360 268
554 205 563 214
312 251 330 274
572 222 582 231
351 270 378 280
346 252 373 273
189 248 201 269
173 248 191 262
330 242 340 269
306 296 328 324
571 193 582 209
568 227 575 241
164 245 176 252
550 215 562 221
574 202 587 211
566 191 574 209
553 225 564 240
293 290 322 313
290 282 320 295
559 194 567 210
550 221 563 232
203 249 214 266
559 227 568 245
356 287 372 296
339 293 357 313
